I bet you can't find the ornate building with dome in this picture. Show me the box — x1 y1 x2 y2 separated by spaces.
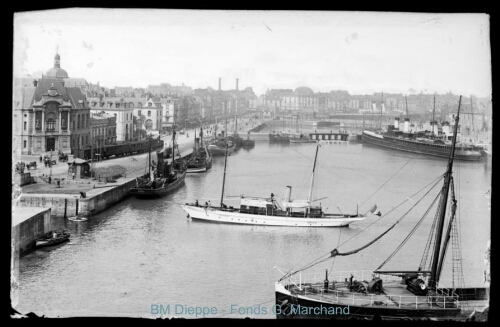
44 51 69 79
13 52 91 156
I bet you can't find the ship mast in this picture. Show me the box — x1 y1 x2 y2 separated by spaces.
405 95 409 120
307 144 320 208
428 95 462 289
220 143 229 208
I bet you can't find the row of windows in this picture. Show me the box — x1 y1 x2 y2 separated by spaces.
92 127 116 136
91 102 143 108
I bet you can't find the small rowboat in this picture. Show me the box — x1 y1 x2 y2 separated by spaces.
36 230 70 248
68 216 88 222
186 166 207 173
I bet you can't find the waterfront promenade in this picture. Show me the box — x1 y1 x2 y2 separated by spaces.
13 116 265 218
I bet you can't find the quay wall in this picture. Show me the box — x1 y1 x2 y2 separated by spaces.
12 208 51 255
17 195 79 218
16 173 149 218
78 174 148 217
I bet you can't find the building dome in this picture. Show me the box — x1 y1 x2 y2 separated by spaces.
45 67 69 79
45 50 69 79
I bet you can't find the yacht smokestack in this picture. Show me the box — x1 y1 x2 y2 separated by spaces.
236 78 239 91
394 117 400 129
403 118 410 133
285 186 292 202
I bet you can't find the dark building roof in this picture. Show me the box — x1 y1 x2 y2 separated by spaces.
31 78 86 109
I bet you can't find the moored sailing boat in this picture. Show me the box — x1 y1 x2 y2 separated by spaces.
186 128 212 173
275 96 472 320
208 117 235 156
130 134 186 198
241 131 255 148
181 143 367 227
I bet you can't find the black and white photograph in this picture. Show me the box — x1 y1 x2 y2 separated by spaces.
11 9 491 321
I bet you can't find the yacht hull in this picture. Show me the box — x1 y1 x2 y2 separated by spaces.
181 205 364 227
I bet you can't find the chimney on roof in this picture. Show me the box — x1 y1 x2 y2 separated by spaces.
236 78 239 91
219 78 221 91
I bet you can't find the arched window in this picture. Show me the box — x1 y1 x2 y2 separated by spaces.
46 118 55 131
24 121 27 130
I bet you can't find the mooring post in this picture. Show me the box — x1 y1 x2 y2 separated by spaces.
64 198 67 218
76 199 79 216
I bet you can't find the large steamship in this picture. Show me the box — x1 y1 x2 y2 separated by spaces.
362 117 483 161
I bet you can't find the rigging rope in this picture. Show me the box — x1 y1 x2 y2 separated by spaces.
375 190 442 271
279 173 445 281
360 158 413 212
418 196 441 271
328 227 343 277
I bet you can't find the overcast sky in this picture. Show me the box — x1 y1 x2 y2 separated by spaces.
13 9 491 97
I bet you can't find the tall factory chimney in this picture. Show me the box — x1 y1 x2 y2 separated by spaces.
219 78 221 91
236 78 239 91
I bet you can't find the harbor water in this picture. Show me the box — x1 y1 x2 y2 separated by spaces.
15 136 491 318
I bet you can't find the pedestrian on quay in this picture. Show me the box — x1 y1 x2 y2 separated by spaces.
39 155 42 163
48 176 51 184
72 172 75 180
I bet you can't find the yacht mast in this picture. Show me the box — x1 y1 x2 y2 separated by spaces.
307 144 320 207
429 95 462 289
220 143 229 208
405 95 409 120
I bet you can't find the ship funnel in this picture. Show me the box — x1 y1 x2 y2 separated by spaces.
403 118 410 133
284 186 292 202
394 117 400 129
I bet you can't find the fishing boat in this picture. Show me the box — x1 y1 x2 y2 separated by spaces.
130 133 186 198
290 134 317 144
241 132 255 148
275 96 473 320
181 143 367 227
186 128 212 173
229 114 243 148
269 117 293 143
362 95 483 161
36 230 70 248
269 132 292 143
208 117 236 156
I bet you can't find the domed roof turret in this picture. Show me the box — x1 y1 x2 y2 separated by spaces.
45 50 68 79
